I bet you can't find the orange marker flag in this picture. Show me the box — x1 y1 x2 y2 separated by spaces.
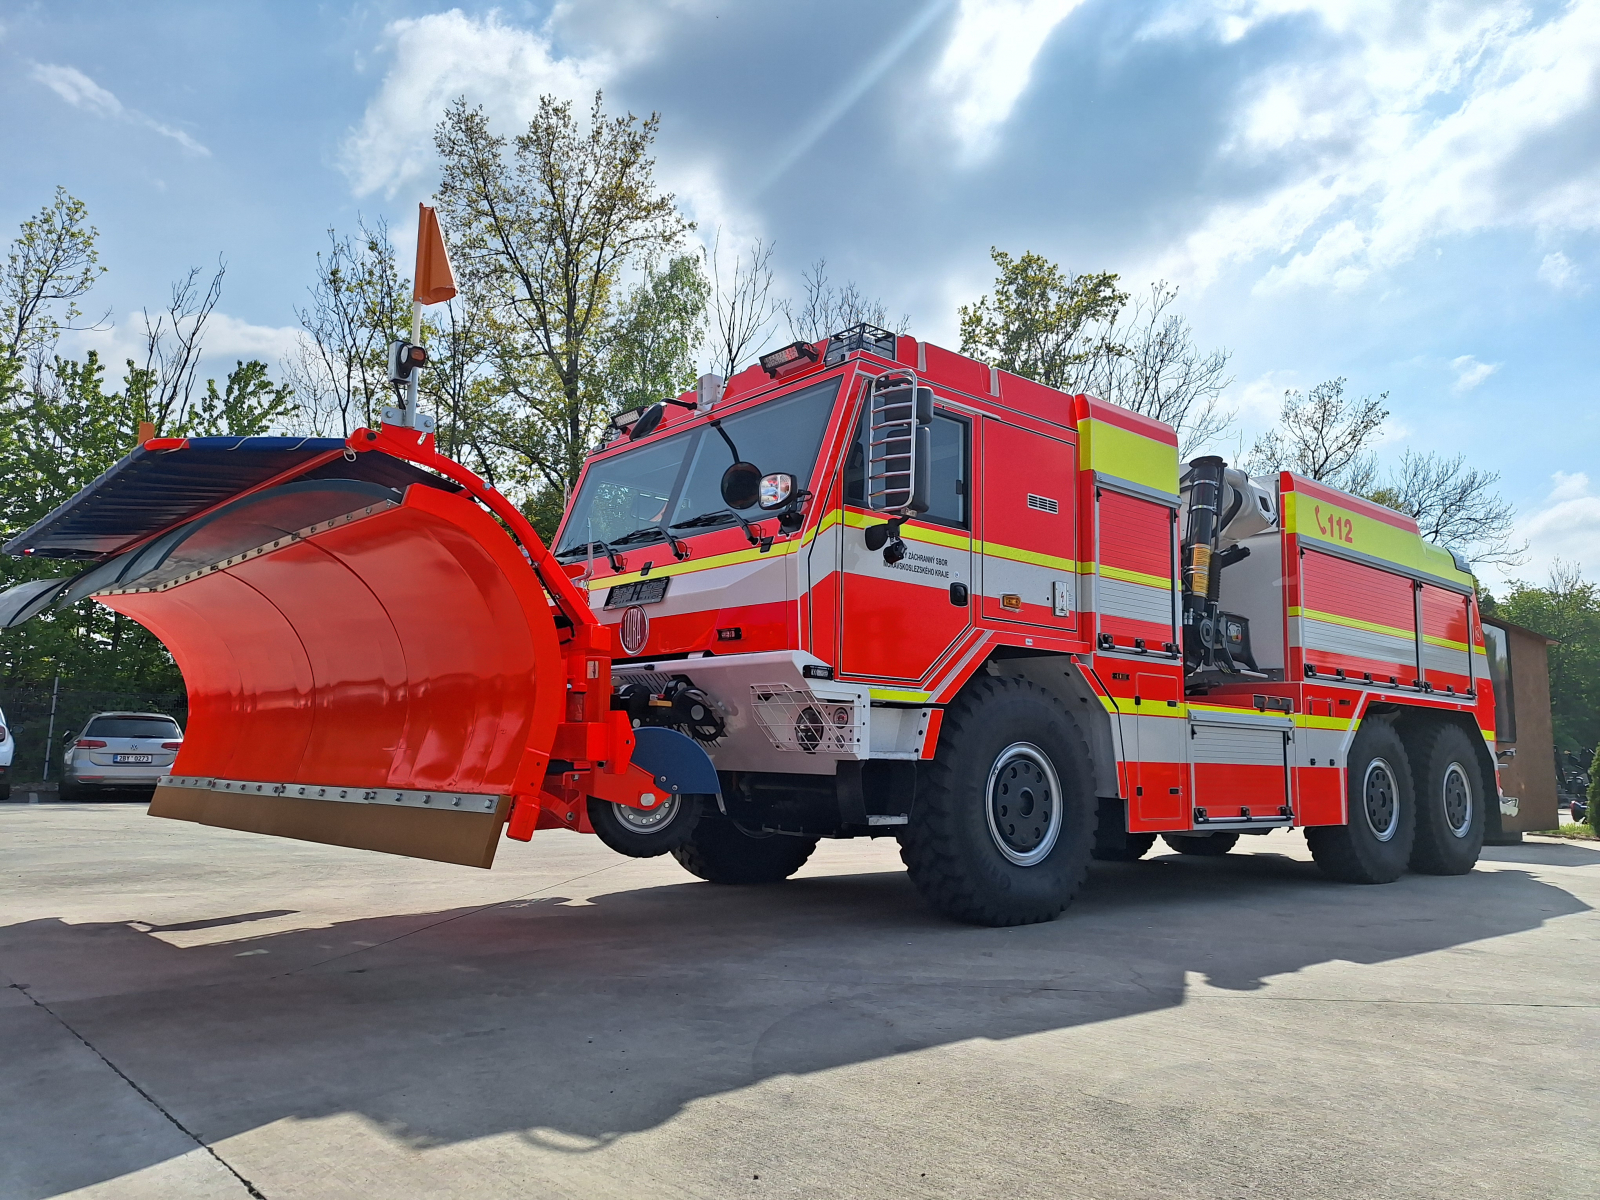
414 204 457 305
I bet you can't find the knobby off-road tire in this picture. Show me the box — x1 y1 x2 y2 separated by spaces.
587 792 704 858
671 815 817 884
1306 719 1416 884
1407 722 1487 875
1162 832 1240 856
899 676 1096 926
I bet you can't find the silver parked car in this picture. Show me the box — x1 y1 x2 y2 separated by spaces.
0 704 12 802
60 712 184 801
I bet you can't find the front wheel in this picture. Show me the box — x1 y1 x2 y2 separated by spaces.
1306 720 1415 884
587 792 703 858
900 676 1096 926
671 817 817 883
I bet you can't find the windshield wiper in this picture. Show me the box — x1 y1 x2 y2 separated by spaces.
561 538 625 572
611 523 690 560
672 508 761 547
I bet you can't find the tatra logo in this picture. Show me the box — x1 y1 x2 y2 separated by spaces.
619 605 649 656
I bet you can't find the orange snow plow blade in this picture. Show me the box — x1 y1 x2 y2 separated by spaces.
101 483 562 866
2 430 600 868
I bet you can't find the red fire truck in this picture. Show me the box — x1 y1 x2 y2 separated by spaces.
552 323 1500 924
0 323 1500 927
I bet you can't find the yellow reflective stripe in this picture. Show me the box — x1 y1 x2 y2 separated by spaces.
1281 491 1474 588
585 537 797 590
802 508 845 546
979 541 1077 572
1422 633 1472 653
1099 564 1173 591
869 687 931 703
1290 605 1413 643
1079 417 1179 495
1297 712 1355 731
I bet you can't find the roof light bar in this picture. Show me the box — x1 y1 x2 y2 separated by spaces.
759 341 819 378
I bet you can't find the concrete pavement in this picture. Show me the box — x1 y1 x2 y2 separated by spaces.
2 803 1596 1199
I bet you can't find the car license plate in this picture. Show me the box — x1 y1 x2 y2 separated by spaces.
113 754 154 764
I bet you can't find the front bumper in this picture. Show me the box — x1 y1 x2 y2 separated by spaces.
615 650 935 775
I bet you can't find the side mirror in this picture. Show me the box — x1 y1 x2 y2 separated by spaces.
720 461 762 510
628 404 665 441
758 473 796 510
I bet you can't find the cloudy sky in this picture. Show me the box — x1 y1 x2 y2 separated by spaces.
3 0 1598 587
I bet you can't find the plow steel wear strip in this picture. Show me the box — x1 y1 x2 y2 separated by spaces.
162 775 502 812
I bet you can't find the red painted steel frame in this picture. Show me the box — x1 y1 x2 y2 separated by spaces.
344 427 662 836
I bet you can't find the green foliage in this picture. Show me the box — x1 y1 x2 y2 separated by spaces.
958 248 1126 391
602 254 709 412
1498 563 1600 753
0 192 297 700
187 360 298 438
1588 743 1599 813
1 187 104 362
434 91 693 497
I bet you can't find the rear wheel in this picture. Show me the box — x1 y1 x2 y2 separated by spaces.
900 676 1095 926
1162 832 1239 856
59 778 86 802
1306 720 1415 884
671 816 816 883
587 792 703 858
1407 722 1487 875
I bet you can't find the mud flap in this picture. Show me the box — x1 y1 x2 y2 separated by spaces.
628 726 721 799
100 481 563 867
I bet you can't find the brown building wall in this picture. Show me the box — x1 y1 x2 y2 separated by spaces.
1487 619 1560 832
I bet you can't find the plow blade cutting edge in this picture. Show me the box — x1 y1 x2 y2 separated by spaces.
3 429 685 867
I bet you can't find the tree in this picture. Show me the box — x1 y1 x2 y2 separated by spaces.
1079 282 1233 456
434 92 691 498
602 253 709 411
705 231 778 382
1497 562 1600 754
958 248 1126 392
1246 378 1388 493
0 187 105 366
1367 450 1524 568
783 258 906 343
288 219 411 436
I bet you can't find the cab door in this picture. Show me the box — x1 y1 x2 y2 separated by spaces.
838 407 973 683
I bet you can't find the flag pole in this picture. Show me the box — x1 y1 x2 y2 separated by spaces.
406 298 423 423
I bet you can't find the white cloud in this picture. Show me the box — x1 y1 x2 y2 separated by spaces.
59 313 300 384
1449 354 1499 393
930 0 1088 157
339 8 760 294
340 11 615 199
1537 250 1583 292
30 63 209 156
1509 471 1600 583
1150 1 1600 290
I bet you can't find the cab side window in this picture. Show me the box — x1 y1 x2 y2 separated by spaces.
845 407 968 530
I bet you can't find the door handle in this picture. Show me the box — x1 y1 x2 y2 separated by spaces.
949 583 969 606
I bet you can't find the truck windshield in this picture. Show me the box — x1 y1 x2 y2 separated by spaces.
556 376 842 558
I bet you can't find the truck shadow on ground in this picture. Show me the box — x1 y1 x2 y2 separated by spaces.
1 848 1590 1197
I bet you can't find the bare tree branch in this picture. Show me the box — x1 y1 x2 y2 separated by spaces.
706 230 778 381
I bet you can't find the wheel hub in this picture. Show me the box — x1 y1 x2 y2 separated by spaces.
612 793 680 833
985 743 1063 866
1363 758 1399 842
1442 761 1473 837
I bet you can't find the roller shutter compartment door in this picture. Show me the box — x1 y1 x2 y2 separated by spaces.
1096 489 1176 653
